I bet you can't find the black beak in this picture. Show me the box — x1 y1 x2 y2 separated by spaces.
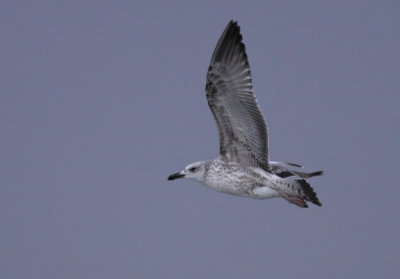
168 172 185 181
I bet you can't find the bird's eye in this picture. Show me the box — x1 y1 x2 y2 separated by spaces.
189 167 197 172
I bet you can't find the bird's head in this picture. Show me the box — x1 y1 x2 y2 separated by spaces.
167 161 208 182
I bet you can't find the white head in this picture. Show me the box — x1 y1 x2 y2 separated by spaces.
167 161 208 183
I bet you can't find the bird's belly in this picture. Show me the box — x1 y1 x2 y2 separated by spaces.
203 179 241 195
251 186 280 199
204 180 279 199
203 176 278 199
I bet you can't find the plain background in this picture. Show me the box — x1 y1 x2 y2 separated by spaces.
1 1 399 278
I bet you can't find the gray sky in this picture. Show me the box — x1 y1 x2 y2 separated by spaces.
1 1 399 278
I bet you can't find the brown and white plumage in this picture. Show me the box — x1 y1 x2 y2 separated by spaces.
206 21 269 171
168 21 323 208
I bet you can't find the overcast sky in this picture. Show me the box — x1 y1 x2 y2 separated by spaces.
1 1 399 278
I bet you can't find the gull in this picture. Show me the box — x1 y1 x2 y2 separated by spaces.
168 20 323 208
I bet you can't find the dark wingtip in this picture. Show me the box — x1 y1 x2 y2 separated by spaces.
311 170 324 177
228 19 238 27
284 162 303 168
210 20 244 64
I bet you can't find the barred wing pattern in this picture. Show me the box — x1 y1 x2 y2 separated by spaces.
206 21 270 171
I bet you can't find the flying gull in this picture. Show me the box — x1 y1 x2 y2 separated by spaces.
168 21 323 208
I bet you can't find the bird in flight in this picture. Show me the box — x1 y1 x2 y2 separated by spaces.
168 20 323 208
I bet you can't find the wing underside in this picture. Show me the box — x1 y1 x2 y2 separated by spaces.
206 21 269 171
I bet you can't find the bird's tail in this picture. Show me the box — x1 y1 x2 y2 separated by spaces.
277 179 322 208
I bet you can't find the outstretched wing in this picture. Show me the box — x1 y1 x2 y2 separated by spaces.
206 21 269 171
